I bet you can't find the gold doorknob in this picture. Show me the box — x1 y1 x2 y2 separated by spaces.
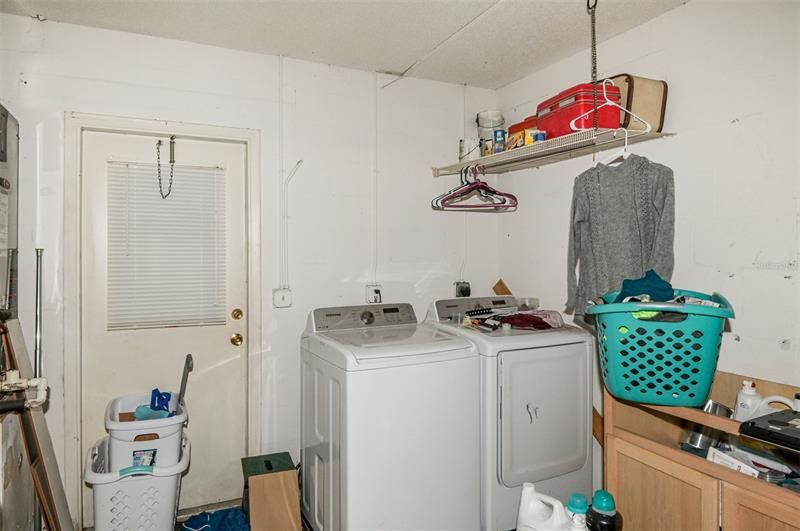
230 333 244 346
231 308 244 320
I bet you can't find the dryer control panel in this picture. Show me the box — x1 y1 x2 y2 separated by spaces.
434 296 520 321
312 303 417 331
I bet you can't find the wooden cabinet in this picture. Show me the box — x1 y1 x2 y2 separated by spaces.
603 371 800 531
722 483 800 531
606 435 719 531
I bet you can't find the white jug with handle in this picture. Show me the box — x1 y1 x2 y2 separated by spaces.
517 483 573 531
733 380 798 421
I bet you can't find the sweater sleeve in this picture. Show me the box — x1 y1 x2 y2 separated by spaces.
650 167 675 280
566 179 582 313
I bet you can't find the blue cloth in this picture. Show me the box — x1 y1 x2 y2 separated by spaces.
150 388 171 412
133 404 171 420
182 509 250 531
613 269 674 303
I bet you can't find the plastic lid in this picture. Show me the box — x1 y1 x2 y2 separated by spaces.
592 490 617 515
567 493 589 514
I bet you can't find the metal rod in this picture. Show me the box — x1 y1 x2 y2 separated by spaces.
34 248 43 378
33 248 44 530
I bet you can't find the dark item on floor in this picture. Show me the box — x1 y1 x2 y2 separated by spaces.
613 269 673 303
241 452 300 530
182 508 249 531
3 320 76 531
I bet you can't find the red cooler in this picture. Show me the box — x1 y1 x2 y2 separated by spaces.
537 83 621 139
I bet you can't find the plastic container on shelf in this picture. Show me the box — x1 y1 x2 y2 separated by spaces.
585 289 734 407
85 435 190 531
104 392 188 470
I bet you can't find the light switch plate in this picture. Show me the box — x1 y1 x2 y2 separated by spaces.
272 287 292 308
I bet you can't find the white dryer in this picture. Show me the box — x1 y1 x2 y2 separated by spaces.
301 303 480 531
426 297 593 531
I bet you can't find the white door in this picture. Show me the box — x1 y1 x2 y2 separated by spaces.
80 130 249 523
499 343 589 487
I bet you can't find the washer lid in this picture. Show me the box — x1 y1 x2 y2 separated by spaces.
321 324 473 361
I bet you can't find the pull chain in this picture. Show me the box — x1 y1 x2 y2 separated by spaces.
156 135 176 199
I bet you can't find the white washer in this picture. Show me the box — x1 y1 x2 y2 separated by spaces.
301 303 480 531
426 297 594 531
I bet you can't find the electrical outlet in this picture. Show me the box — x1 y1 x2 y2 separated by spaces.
455 281 471 298
272 287 293 308
365 284 382 304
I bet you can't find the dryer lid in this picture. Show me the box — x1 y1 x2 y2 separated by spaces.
321 324 473 361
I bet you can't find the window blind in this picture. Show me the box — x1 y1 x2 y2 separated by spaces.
107 161 226 330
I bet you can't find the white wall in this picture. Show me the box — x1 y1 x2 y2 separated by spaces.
497 0 800 387
0 12 499 494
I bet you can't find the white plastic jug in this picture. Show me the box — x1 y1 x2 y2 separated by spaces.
733 380 797 421
517 483 573 531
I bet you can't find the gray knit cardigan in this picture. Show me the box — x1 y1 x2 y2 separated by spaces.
566 154 675 315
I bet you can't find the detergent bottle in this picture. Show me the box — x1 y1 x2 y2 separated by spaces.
733 380 762 421
516 483 572 531
567 493 590 530
734 380 796 421
586 490 623 531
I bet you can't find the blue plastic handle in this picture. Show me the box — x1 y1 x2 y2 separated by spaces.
119 465 154 478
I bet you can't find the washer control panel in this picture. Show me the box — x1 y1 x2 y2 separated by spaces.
313 303 417 331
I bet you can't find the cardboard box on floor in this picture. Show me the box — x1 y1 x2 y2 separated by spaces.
242 452 300 531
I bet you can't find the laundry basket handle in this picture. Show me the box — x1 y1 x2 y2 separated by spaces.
119 465 154 478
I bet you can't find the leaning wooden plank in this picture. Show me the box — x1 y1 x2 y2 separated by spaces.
5 319 76 531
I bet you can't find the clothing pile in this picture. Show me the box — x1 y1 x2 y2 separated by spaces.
465 309 565 332
588 269 722 322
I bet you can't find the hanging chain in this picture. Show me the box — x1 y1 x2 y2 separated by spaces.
588 0 599 130
156 135 176 199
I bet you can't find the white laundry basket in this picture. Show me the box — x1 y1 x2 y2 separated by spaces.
105 392 188 470
85 434 190 531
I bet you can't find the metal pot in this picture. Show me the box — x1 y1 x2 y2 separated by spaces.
684 400 734 450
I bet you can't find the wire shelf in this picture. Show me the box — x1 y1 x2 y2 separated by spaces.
432 129 673 177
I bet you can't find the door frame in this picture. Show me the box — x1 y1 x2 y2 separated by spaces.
63 112 262 523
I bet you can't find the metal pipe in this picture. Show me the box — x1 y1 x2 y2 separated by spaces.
34 248 43 378
33 248 44 531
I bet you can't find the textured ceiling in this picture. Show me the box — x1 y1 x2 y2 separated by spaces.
0 0 686 89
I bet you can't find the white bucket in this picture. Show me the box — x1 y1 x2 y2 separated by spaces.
104 392 188 470
85 435 190 531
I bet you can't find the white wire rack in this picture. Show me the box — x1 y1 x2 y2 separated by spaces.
432 129 673 177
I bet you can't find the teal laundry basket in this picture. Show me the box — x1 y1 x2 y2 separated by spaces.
585 289 734 407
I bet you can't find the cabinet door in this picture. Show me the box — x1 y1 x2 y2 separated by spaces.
606 435 720 531
722 483 800 530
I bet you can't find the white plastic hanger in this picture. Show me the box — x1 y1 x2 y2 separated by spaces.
596 128 630 167
568 79 653 168
569 79 653 135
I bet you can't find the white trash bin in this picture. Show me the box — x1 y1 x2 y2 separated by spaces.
105 392 188 470
85 434 190 531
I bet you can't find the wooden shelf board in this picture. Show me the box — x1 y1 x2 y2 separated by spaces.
636 402 742 436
